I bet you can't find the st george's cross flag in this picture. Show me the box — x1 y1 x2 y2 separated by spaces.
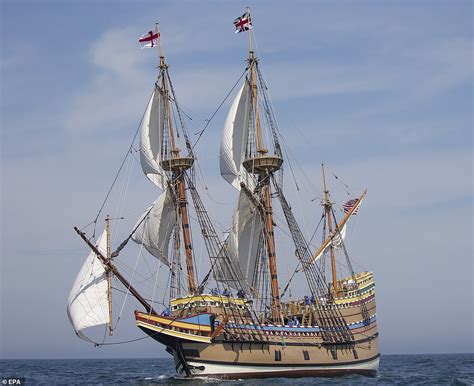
234 12 252 33
139 26 160 48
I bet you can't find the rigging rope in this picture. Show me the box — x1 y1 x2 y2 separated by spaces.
115 234 147 330
111 154 134 246
192 66 249 150
280 212 325 298
90 88 155 237
93 330 165 347
283 146 299 191
327 165 353 197
110 206 152 258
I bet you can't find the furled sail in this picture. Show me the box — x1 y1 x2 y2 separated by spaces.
220 80 255 190
223 190 263 288
312 225 347 263
331 224 346 249
131 187 176 266
67 229 109 342
140 86 167 189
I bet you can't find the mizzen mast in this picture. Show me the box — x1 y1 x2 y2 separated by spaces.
322 164 338 295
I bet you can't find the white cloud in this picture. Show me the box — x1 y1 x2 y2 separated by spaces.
63 28 152 135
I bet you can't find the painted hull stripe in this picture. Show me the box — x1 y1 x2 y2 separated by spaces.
136 321 211 343
187 353 380 369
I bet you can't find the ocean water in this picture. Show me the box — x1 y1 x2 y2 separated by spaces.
1 354 472 385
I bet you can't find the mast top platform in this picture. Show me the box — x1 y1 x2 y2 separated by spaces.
242 155 283 174
161 157 194 172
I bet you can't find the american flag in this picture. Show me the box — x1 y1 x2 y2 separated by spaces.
343 198 359 215
234 12 252 33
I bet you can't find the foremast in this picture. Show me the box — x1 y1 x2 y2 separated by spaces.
155 25 197 295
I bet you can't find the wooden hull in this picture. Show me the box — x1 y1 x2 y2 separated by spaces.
177 336 378 378
137 319 379 379
136 271 379 379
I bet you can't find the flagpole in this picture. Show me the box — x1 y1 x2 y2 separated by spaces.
156 22 165 67
247 7 253 54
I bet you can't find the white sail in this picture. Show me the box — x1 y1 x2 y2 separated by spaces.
227 190 263 287
67 229 109 341
331 224 346 249
220 81 255 190
313 224 347 262
140 87 167 189
131 187 176 266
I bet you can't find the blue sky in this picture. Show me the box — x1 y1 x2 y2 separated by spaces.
1 0 472 359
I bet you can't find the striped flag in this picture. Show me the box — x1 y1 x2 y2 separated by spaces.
343 199 360 215
234 12 252 33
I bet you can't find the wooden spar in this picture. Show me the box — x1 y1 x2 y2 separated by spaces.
163 75 177 153
309 189 368 265
322 166 338 294
250 52 265 155
177 176 197 294
73 226 156 315
156 23 164 63
156 25 177 154
263 183 282 322
246 7 252 54
105 215 113 336
246 9 266 155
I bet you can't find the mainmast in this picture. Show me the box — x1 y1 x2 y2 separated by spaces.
155 25 197 295
241 10 283 322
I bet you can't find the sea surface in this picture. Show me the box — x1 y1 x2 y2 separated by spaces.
1 354 472 385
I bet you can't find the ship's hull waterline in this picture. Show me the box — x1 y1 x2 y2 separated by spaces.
138 322 379 379
184 355 380 379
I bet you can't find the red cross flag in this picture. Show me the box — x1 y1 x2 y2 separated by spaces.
139 26 160 48
234 11 252 33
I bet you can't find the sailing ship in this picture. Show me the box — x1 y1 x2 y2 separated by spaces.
67 14 379 379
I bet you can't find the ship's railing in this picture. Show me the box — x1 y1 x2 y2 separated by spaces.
280 287 375 317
